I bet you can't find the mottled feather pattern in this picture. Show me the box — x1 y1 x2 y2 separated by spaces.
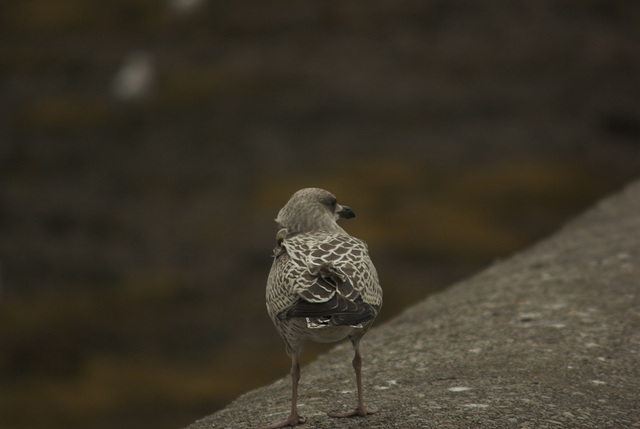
263 188 381 426
269 232 380 309
266 230 382 351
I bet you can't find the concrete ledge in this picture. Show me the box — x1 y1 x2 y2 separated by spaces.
188 180 640 428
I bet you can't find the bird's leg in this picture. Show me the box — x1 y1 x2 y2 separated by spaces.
329 340 378 418
261 353 306 429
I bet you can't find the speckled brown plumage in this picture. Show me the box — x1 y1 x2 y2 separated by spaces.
262 188 382 428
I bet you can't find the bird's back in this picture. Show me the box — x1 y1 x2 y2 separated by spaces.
266 231 382 351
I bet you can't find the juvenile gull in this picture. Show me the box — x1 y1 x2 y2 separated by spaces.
263 188 383 428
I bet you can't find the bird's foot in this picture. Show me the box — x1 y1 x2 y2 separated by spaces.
260 413 306 429
328 405 377 418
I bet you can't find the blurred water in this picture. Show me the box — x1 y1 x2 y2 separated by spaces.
1 1 639 429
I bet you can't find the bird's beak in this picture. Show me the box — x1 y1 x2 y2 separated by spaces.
337 205 356 219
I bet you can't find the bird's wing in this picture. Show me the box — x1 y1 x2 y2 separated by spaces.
273 232 381 327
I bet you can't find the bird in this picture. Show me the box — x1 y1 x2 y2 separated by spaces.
263 187 383 428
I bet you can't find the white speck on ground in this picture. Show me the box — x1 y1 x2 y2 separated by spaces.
449 386 472 392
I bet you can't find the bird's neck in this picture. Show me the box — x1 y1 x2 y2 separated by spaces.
281 222 346 238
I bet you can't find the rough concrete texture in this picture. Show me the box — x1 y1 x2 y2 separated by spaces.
188 180 640 429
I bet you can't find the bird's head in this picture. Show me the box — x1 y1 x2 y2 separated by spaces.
275 188 355 235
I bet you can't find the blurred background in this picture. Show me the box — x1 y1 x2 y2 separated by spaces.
1 1 639 428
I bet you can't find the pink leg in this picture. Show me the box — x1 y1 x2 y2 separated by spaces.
261 353 306 428
329 341 377 418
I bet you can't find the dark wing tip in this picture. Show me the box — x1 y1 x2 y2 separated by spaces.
283 295 377 327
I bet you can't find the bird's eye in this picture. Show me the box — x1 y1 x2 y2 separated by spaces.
323 196 337 207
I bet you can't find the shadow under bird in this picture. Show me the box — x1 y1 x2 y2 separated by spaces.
263 188 383 428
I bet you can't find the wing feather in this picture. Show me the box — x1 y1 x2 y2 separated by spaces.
272 231 381 327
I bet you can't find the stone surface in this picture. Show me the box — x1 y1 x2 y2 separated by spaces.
187 179 640 428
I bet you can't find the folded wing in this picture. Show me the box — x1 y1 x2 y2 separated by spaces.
277 233 380 328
